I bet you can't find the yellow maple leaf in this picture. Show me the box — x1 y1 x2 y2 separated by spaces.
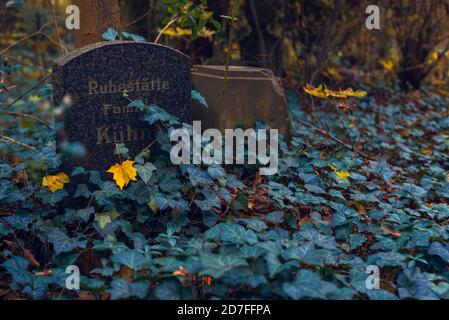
328 163 351 181
42 172 69 193
304 84 330 98
428 51 439 65
379 59 394 72
161 27 192 37
107 160 137 190
335 170 351 180
337 88 367 98
330 88 367 98
421 149 433 156
304 84 366 99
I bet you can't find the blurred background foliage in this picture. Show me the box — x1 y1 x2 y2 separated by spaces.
1 0 449 94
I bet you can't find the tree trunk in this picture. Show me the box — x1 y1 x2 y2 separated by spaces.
72 0 121 48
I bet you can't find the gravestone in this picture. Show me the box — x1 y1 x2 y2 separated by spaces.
52 41 192 172
192 65 291 142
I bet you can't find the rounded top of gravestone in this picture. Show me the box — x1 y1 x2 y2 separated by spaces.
51 40 192 173
54 40 191 67
192 65 275 79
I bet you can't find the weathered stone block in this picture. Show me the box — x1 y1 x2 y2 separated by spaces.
192 65 291 141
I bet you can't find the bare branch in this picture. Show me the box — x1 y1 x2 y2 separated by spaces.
1 110 52 129
4 75 51 110
296 118 375 161
0 135 36 150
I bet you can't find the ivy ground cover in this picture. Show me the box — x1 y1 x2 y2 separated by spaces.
1 79 449 300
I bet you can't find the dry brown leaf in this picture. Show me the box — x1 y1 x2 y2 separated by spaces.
23 248 40 267
382 228 401 237
173 266 189 277
78 291 96 300
120 266 134 281
35 269 52 277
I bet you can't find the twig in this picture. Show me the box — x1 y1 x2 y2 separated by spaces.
297 118 375 160
0 22 51 56
276 0 289 75
40 32 68 53
0 289 11 298
0 11 67 56
220 0 240 109
1 110 52 129
248 0 268 68
139 139 157 154
47 0 65 55
122 8 154 29
0 135 36 150
4 75 50 110
154 18 178 44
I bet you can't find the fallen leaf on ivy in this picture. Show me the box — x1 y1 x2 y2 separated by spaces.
203 276 213 286
42 172 69 193
421 149 433 156
331 88 367 98
107 160 137 190
35 269 52 277
304 83 330 98
335 170 351 180
120 266 134 281
304 84 367 99
173 266 189 277
95 213 112 230
148 197 158 214
95 208 120 230
298 216 313 227
78 291 96 300
23 248 40 267
382 228 401 237
400 130 411 138
348 201 366 215
328 163 351 181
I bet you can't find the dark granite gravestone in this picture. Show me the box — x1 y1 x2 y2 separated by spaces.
52 41 192 172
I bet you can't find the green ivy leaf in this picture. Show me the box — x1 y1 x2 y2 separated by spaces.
108 279 149 300
191 90 208 107
111 250 151 271
47 230 85 255
283 270 324 299
200 254 248 278
136 163 157 184
102 27 119 41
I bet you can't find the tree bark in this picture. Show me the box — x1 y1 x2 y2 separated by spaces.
72 0 121 48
